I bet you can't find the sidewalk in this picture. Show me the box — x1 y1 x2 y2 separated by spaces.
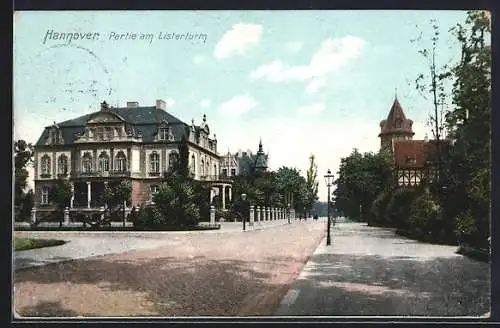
275 221 490 317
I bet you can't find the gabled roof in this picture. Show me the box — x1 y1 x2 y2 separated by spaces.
36 105 188 146
379 97 414 137
393 139 451 169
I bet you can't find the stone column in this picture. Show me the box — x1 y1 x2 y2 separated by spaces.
266 207 270 221
64 207 70 225
250 205 255 226
104 181 109 209
221 185 226 210
228 186 232 202
210 205 215 225
70 182 75 208
256 206 261 224
273 208 277 220
100 206 105 221
30 208 36 225
86 181 91 208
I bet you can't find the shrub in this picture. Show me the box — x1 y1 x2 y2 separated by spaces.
407 187 442 238
131 205 165 230
370 190 392 227
386 187 415 229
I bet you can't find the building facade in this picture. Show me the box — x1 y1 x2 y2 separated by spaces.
219 140 269 178
33 100 233 218
379 96 450 187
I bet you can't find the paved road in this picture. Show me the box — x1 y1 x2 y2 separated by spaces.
14 219 291 271
276 220 490 317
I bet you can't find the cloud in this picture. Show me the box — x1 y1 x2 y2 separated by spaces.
286 41 303 53
200 99 212 108
219 94 258 116
250 35 366 87
193 55 205 64
296 102 325 115
214 23 263 59
306 78 327 94
214 115 429 202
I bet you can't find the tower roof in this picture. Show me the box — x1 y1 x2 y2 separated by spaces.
379 96 414 137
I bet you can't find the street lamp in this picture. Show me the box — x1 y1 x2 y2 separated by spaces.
324 169 334 246
241 193 247 231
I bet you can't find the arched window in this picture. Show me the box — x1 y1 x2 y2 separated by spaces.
57 154 68 175
98 152 110 172
150 152 160 173
201 159 205 176
41 155 51 176
168 152 178 170
213 163 217 176
206 162 209 177
82 152 93 173
191 154 196 175
114 151 127 172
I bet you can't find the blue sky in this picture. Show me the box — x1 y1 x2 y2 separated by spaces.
13 10 467 200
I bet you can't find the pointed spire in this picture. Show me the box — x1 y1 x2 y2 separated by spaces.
203 114 207 122
395 87 398 100
258 138 263 152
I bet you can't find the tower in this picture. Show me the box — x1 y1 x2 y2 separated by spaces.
254 139 268 172
378 95 415 152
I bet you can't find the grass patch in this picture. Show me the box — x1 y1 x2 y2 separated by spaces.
456 244 490 263
14 238 66 251
14 224 221 232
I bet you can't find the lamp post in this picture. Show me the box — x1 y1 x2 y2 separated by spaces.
324 169 334 246
241 193 247 231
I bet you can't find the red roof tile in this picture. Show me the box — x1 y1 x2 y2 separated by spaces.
393 139 451 169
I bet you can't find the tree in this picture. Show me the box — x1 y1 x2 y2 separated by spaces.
49 178 72 227
410 19 454 184
274 166 305 211
305 154 319 216
14 140 34 204
445 11 491 248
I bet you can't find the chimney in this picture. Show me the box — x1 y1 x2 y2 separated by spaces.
127 101 139 108
156 99 166 110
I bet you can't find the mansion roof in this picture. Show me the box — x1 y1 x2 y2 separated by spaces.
35 101 209 147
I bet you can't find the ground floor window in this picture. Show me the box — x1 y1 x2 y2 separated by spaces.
41 187 49 204
150 185 160 202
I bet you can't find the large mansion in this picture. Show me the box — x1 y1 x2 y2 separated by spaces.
379 96 450 187
220 139 269 178
33 100 233 215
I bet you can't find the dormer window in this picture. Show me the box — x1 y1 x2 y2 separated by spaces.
159 127 169 140
105 127 114 140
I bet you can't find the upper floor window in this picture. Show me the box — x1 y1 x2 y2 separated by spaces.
106 127 114 140
82 153 93 173
57 154 68 175
41 187 49 204
41 155 51 176
168 152 178 170
98 152 110 172
115 151 127 172
231 168 236 176
191 154 196 175
201 160 205 176
150 152 160 173
97 127 104 140
222 168 228 176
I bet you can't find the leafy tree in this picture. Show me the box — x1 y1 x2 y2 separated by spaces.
14 140 34 206
304 154 319 216
48 178 72 227
445 11 491 248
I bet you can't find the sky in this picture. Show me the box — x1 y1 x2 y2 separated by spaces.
13 10 467 201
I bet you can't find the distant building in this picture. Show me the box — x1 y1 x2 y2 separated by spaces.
379 95 451 187
220 139 269 178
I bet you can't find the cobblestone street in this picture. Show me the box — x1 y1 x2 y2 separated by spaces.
276 221 490 317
